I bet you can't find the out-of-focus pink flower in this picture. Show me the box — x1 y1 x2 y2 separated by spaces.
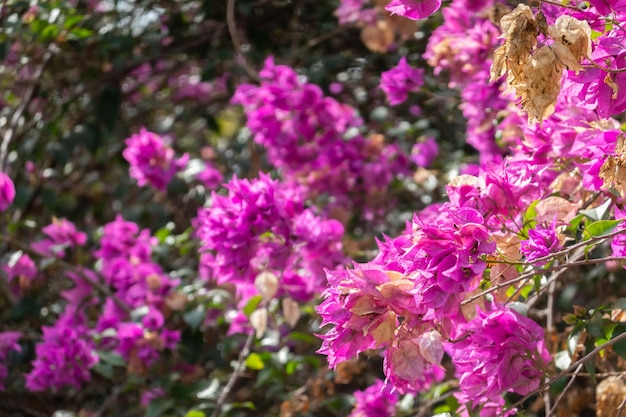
31 218 87 258
196 163 223 190
411 137 439 167
380 56 424 105
348 379 398 417
0 172 15 211
123 128 189 191
3 253 37 282
385 0 442 20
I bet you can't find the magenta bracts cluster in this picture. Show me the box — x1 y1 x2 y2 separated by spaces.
195 173 345 305
123 128 189 191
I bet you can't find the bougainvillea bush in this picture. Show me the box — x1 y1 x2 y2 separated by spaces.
2 0 626 416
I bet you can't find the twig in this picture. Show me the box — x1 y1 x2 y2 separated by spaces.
226 0 260 82
616 396 626 417
464 228 626 306
547 363 584 417
501 329 626 416
93 389 121 417
414 387 458 417
536 0 582 11
0 49 52 172
0 234 131 313
543 277 557 415
210 331 255 417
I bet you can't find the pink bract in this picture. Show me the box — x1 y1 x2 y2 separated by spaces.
385 0 442 20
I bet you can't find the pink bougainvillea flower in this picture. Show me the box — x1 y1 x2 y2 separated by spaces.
380 56 424 105
0 172 15 212
385 0 442 20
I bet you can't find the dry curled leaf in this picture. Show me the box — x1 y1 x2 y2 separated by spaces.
600 134 626 195
549 15 592 63
605 73 620 100
490 6 592 123
597 376 626 417
250 307 268 338
282 297 301 327
490 4 538 82
515 45 563 124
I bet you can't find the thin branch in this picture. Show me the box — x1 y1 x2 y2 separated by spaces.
210 331 255 417
0 234 131 313
502 330 626 416
226 0 260 82
93 389 121 417
414 388 458 417
0 49 52 172
536 0 582 11
547 363 584 417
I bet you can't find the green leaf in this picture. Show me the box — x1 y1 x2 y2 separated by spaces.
586 315 604 339
554 351 572 370
567 324 584 357
146 398 174 417
243 295 263 318
566 213 585 234
69 27 94 39
245 352 265 370
583 219 622 240
63 15 84 29
523 200 540 231
93 362 113 379
580 199 612 221
185 411 205 417
96 350 126 367
612 325 626 361
183 306 206 330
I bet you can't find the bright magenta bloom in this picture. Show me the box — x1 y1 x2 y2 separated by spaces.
0 172 15 211
385 0 442 20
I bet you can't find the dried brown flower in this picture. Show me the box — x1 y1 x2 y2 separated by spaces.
600 134 626 195
490 5 592 124
513 45 563 124
490 4 538 82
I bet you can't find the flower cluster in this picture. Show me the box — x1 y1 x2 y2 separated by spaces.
93 215 181 372
123 128 189 191
195 173 345 305
451 304 551 416
424 0 509 163
411 136 438 168
520 224 562 265
232 58 409 217
3 253 37 296
31 218 87 258
25 310 98 391
0 331 21 390
349 379 398 417
318 205 493 392
380 56 424 106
